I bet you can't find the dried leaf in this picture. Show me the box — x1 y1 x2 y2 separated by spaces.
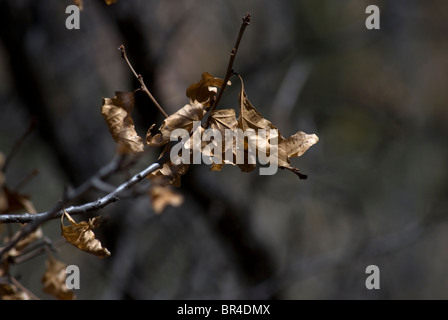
186 72 226 108
61 211 111 258
41 256 76 300
146 100 206 147
149 184 184 214
102 91 144 154
237 75 318 178
0 283 32 300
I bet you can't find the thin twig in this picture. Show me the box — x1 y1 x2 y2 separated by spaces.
119 44 169 118
205 13 251 127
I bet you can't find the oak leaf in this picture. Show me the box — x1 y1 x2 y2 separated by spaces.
61 211 111 258
186 72 226 108
102 91 144 154
41 255 76 300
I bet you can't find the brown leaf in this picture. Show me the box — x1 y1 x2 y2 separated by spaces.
61 211 111 258
149 183 184 214
186 72 226 108
41 255 76 300
102 91 144 154
0 283 32 300
236 75 318 177
146 101 206 147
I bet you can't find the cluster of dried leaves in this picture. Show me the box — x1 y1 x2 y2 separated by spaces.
102 72 318 213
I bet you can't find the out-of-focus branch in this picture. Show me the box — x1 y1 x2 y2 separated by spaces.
0 154 166 260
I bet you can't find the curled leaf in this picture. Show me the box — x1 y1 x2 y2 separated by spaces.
186 72 226 108
41 256 76 300
236 75 318 178
61 211 111 258
102 91 144 154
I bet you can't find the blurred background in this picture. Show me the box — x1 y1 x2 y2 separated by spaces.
1 0 448 299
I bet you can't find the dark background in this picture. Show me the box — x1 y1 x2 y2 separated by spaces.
1 0 448 299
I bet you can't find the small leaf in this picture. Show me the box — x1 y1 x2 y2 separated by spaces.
186 72 226 108
102 91 144 154
61 211 111 258
41 255 76 300
149 184 184 214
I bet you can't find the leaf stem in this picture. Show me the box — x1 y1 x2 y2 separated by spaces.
119 45 169 118
206 13 251 126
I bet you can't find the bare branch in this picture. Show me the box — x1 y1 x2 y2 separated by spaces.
205 13 251 127
119 44 169 118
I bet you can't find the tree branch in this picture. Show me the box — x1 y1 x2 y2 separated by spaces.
119 44 169 118
0 155 166 260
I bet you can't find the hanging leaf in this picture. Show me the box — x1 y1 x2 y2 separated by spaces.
102 91 144 154
41 255 76 300
236 75 318 178
61 211 111 258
